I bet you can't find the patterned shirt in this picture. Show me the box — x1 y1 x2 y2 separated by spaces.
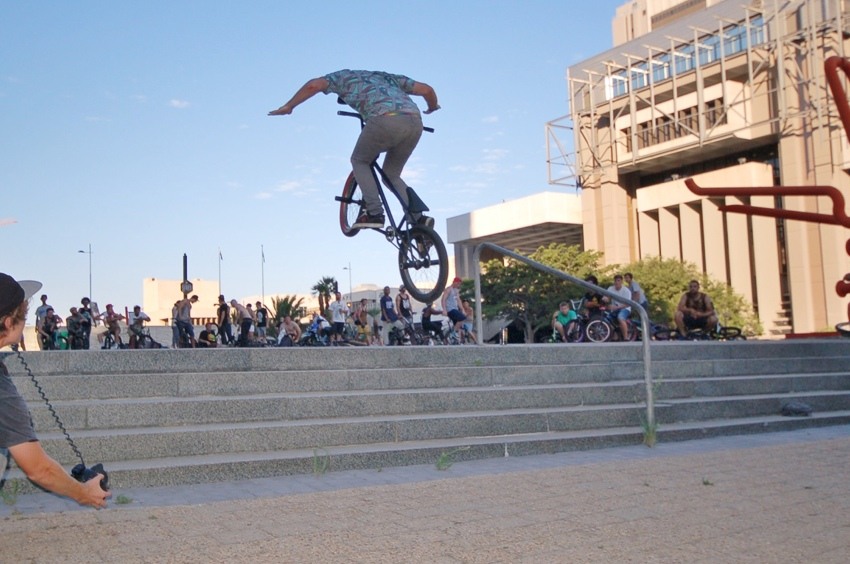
323 70 420 120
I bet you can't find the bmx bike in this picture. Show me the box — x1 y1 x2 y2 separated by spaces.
335 110 449 303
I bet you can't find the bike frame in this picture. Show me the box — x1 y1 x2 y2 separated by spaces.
338 110 432 238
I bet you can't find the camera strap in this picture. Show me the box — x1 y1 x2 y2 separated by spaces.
12 346 86 467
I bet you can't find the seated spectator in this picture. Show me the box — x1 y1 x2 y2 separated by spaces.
607 274 633 339
277 315 301 347
38 307 59 350
675 279 718 335
420 302 443 336
97 304 125 347
127 305 151 349
65 307 86 350
198 323 218 348
552 301 578 342
582 275 605 318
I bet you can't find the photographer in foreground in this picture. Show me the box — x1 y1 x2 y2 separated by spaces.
0 273 109 508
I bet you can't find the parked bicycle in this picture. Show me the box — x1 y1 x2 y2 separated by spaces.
336 110 448 303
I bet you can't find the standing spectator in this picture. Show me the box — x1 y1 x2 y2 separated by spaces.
171 301 180 348
353 298 372 345
217 295 233 345
255 301 269 342
624 272 648 311
231 300 253 347
246 303 256 342
441 277 466 340
38 307 58 350
79 297 94 349
462 300 477 344
606 275 633 340
395 286 414 324
127 305 151 349
65 307 85 350
379 286 403 345
0 273 110 508
328 292 350 345
34 294 52 350
175 295 198 348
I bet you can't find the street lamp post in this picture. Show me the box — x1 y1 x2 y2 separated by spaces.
77 244 92 300
343 263 352 303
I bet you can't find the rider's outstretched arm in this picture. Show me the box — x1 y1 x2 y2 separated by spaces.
411 82 440 114
268 77 329 116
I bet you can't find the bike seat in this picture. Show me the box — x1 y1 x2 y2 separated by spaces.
406 187 430 214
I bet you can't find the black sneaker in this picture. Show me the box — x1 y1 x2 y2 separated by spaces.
416 215 435 229
353 211 385 229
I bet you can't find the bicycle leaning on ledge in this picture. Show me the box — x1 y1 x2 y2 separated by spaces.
335 110 449 303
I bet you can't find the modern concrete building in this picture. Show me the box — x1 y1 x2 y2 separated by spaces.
545 0 850 336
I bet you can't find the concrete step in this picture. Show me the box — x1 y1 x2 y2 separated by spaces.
11 409 850 491
3 339 848 492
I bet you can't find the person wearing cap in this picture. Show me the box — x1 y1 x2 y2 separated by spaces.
0 273 110 508
395 286 414 325
441 277 467 342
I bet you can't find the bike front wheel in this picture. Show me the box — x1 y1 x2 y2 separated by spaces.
398 225 449 303
338 172 363 238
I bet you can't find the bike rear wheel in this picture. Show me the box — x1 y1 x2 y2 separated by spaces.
338 172 362 237
398 225 448 303
585 319 612 343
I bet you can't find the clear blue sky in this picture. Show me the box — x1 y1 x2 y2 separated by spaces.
1 0 623 315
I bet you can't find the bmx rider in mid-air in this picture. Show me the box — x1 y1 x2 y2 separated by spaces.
268 69 440 229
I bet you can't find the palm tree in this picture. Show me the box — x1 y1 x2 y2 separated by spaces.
311 276 337 315
270 295 305 322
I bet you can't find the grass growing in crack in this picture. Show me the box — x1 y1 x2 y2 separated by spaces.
0 480 21 506
702 477 714 486
636 374 663 447
435 446 471 471
115 494 133 505
312 448 330 476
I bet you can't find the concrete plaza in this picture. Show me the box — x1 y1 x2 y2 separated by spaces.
0 425 848 562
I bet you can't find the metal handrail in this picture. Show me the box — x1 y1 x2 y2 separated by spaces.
470 242 655 436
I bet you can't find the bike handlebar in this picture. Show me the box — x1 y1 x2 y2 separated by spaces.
338 111 434 133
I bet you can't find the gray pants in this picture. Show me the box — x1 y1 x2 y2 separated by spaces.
351 113 423 216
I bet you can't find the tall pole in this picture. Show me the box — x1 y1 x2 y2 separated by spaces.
261 244 265 304
77 243 92 300
343 262 352 303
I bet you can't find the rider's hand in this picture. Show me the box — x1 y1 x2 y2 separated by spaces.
423 105 440 115
268 105 292 116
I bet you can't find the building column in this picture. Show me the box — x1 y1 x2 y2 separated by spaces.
680 201 703 270
701 197 727 283
749 195 783 335
725 196 753 303
638 210 660 258
658 206 681 260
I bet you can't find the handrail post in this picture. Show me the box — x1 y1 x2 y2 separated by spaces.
470 242 655 440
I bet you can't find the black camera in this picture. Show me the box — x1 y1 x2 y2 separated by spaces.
71 462 110 491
